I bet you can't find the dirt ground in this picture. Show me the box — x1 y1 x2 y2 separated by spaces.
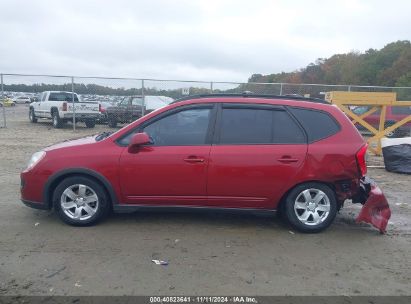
0 105 410 296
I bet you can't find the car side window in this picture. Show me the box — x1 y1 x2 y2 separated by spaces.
289 107 340 142
219 108 272 144
48 92 79 102
218 108 305 144
142 108 211 146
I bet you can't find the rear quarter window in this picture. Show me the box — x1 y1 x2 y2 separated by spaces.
289 107 340 143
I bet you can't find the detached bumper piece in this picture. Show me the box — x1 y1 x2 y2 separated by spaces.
354 176 391 233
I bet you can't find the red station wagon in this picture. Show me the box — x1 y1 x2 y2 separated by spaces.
21 94 391 233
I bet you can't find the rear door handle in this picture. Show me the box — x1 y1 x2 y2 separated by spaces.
278 156 299 163
184 156 205 163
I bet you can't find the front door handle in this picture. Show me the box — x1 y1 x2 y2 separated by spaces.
278 156 299 163
184 156 205 163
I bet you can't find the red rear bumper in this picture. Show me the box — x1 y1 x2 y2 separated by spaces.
355 177 391 233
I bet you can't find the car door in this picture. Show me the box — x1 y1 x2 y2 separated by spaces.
206 104 307 209
119 104 216 205
42 92 55 118
34 92 47 117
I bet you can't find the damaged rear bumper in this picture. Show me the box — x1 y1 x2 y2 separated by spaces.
353 176 391 233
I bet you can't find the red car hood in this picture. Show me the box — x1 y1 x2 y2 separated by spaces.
44 136 97 151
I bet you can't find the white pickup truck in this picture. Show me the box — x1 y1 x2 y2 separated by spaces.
29 91 100 128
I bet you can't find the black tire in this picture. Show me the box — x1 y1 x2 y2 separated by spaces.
283 182 337 233
52 111 63 128
29 108 37 123
384 121 401 138
53 176 110 226
85 119 96 128
108 117 117 128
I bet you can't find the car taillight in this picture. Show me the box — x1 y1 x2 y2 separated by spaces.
62 102 67 111
356 144 368 177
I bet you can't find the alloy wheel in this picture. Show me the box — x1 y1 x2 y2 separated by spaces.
293 188 331 226
60 184 99 220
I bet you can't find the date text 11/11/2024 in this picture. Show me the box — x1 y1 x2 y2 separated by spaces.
149 296 258 303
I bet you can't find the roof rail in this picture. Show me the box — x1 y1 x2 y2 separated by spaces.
171 93 329 104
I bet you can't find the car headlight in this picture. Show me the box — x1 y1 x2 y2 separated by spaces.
26 151 46 171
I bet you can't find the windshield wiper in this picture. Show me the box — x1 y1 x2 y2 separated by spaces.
95 131 113 141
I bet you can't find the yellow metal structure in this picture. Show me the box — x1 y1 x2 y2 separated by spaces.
325 91 411 155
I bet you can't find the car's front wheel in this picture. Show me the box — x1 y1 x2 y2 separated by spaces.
29 108 37 123
283 182 337 233
53 176 110 226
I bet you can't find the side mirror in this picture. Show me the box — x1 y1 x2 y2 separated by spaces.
128 132 151 153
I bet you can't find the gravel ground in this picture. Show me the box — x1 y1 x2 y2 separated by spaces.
0 105 410 296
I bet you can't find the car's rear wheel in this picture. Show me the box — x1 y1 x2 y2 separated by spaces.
283 182 337 233
108 117 117 128
85 119 96 128
53 176 110 226
29 108 37 123
52 111 63 128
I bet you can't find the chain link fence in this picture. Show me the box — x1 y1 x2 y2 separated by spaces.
1 73 411 132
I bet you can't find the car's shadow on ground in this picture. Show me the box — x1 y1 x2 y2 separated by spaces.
29 207 379 235
32 208 288 231
109 209 285 228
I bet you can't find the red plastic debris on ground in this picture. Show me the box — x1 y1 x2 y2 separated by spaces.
356 184 391 233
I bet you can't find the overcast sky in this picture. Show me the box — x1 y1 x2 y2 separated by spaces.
1 0 411 82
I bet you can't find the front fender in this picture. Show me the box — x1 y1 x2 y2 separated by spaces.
43 168 119 208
